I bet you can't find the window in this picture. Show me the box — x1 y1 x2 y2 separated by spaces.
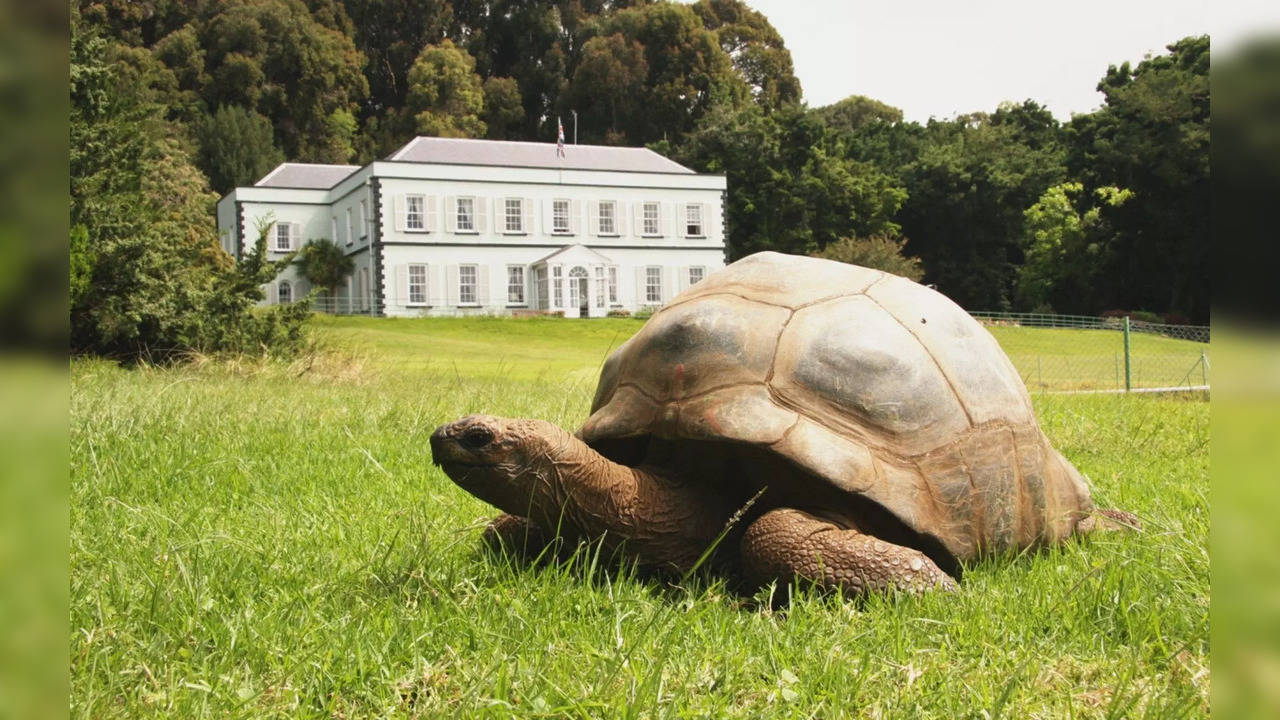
553 199 571 234
408 264 428 305
458 264 477 305
688 266 706 286
405 195 425 230
456 197 476 232
507 265 525 304
594 266 605 307
345 208 354 245
274 223 292 252
598 201 617 235
504 198 524 233
359 199 368 238
277 280 292 304
645 266 662 304
685 204 704 237
642 202 660 236
552 266 563 308
607 266 618 304
535 267 548 308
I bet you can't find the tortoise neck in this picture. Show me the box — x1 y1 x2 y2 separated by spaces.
532 435 721 570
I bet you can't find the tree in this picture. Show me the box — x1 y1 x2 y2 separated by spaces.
406 39 486 137
297 238 354 298
197 105 285 193
812 95 904 135
691 0 801 110
672 102 906 259
1066 36 1209 320
71 19 307 360
812 236 924 281
1017 182 1132 312
893 105 1066 310
568 33 648 143
482 76 525 140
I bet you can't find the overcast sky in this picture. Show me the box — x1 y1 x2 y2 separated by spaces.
742 0 1273 122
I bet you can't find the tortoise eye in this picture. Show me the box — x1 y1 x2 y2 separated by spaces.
460 426 495 450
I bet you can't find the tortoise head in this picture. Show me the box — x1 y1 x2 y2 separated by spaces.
430 414 569 516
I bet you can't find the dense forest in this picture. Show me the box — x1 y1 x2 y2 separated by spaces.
72 0 1209 358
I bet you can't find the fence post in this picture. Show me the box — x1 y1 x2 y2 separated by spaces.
1200 350 1208 387
1123 316 1132 392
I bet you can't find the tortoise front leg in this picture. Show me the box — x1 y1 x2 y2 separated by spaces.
482 513 553 560
740 508 957 596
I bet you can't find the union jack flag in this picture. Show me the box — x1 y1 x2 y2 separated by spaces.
557 117 566 157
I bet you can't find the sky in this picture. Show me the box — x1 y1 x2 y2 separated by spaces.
742 0 1273 122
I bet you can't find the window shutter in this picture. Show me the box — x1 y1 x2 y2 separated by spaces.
522 197 534 234
477 265 490 306
677 266 689 293
664 266 678 301
676 203 690 238
444 196 457 233
663 202 676 237
700 202 712 237
291 223 303 250
425 196 439 233
475 197 488 233
542 199 555 235
635 266 647 305
394 196 405 232
589 201 601 237
630 202 641 237
394 265 408 305
446 264 460 306
569 199 581 235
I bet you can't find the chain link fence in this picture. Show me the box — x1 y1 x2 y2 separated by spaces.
970 312 1210 394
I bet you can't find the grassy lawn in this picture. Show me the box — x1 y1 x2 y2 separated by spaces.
71 317 1208 718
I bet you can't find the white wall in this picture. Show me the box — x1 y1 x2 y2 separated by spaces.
218 161 727 314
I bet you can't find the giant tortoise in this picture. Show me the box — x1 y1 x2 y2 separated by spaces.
431 252 1135 595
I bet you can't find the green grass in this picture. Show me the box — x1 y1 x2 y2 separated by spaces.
71 318 1208 718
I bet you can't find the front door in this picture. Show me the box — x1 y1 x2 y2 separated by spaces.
566 266 589 319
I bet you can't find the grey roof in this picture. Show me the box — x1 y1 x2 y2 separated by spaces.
255 163 359 189
388 137 694 174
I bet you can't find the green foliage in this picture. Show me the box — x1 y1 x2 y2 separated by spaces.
691 0 801 110
1017 182 1132 312
481 76 525 140
813 235 924 281
197 105 284 194
297 238 355 296
1066 36 1209 320
673 102 905 258
811 94 904 134
406 39 487 138
70 20 308 362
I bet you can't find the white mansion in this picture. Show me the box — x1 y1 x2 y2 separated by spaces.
216 136 727 317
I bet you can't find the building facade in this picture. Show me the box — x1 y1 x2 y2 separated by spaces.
216 137 728 318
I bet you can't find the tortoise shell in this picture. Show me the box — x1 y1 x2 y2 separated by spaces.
580 252 1094 561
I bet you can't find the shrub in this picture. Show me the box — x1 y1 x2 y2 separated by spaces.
811 235 925 281
606 309 632 318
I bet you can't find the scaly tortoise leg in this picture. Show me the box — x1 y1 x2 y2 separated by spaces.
482 513 553 560
740 508 957 596
1075 507 1141 534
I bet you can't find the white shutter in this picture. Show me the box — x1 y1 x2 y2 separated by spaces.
395 265 408 306
542 199 556 234
635 266 647 306
446 264 460 306
477 265 491 306
394 196 405 232
630 202 641 237
569 199 581 235
677 266 689 293
707 201 720 240
425 196 439 233
676 203 690 238
444 196 457 233
664 201 677 237
290 223 303 250
700 202 712 238
522 198 534 234
475 197 488 233
588 201 601 237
